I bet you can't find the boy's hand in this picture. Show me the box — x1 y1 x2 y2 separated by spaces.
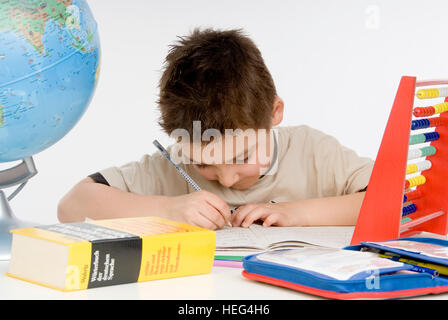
231 202 299 228
164 190 231 230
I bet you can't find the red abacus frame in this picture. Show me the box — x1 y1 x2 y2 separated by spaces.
350 76 448 245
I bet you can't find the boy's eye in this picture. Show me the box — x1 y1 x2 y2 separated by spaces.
238 155 249 164
195 155 249 168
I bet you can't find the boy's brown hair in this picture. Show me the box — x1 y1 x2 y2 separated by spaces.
158 28 277 137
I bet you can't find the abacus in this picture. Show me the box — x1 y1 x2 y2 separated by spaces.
350 76 448 245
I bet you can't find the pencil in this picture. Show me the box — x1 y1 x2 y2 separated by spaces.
380 253 448 276
153 139 232 227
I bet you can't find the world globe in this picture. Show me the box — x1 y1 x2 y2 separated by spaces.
0 0 100 162
0 0 100 260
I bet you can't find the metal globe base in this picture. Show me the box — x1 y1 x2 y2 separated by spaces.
0 157 38 260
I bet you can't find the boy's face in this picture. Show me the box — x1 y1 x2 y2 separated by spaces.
178 96 284 190
182 129 275 190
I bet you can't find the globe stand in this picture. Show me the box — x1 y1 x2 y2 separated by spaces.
0 157 38 260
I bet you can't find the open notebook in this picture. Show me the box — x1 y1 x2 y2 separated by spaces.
215 224 355 257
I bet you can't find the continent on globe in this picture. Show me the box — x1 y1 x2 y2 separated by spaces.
0 0 96 56
0 0 100 162
0 0 76 54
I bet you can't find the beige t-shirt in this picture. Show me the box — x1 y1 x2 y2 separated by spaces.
98 126 373 207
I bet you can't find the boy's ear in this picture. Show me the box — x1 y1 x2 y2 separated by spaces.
271 96 284 126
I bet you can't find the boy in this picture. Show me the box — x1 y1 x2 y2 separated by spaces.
58 28 373 230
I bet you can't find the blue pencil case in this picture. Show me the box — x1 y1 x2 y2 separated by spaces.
242 237 448 299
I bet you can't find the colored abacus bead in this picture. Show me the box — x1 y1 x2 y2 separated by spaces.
409 132 440 145
401 217 412 224
411 119 430 130
404 190 422 201
424 132 440 142
405 175 426 188
417 88 440 99
406 163 418 174
408 146 437 160
421 145 437 156
411 118 445 131
429 117 445 127
413 106 435 117
409 134 426 145
402 203 417 216
413 103 448 117
434 102 448 114
406 160 432 174
407 149 421 159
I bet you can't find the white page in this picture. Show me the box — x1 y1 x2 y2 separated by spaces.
256 247 404 280
215 225 355 250
250 225 355 249
215 226 265 249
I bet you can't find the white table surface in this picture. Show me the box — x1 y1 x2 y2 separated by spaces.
1 260 448 300
0 261 314 300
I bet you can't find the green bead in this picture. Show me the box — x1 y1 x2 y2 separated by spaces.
409 134 426 145
401 217 412 224
421 146 436 156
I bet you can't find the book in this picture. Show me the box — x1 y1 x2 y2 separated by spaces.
214 225 355 260
7 216 216 291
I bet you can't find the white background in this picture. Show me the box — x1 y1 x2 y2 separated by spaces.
3 0 448 224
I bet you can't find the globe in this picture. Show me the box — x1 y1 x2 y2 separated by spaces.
0 0 100 162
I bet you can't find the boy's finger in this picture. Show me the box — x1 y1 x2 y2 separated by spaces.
200 204 226 229
196 210 221 230
204 192 231 222
262 214 278 227
241 206 269 228
231 204 256 227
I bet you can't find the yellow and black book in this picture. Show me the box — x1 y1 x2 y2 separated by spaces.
7 216 216 291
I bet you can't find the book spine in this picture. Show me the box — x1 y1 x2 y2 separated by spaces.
34 222 143 291
66 241 92 290
82 236 143 290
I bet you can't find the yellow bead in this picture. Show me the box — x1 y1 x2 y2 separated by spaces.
417 88 440 99
433 102 448 114
407 175 426 188
406 164 418 175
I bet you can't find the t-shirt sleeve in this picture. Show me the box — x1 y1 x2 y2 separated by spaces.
93 153 190 196
313 133 373 196
96 155 160 195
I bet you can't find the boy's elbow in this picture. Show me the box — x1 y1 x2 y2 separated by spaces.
57 177 93 223
57 191 79 223
57 197 70 223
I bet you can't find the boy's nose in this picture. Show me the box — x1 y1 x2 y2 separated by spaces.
218 172 239 188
